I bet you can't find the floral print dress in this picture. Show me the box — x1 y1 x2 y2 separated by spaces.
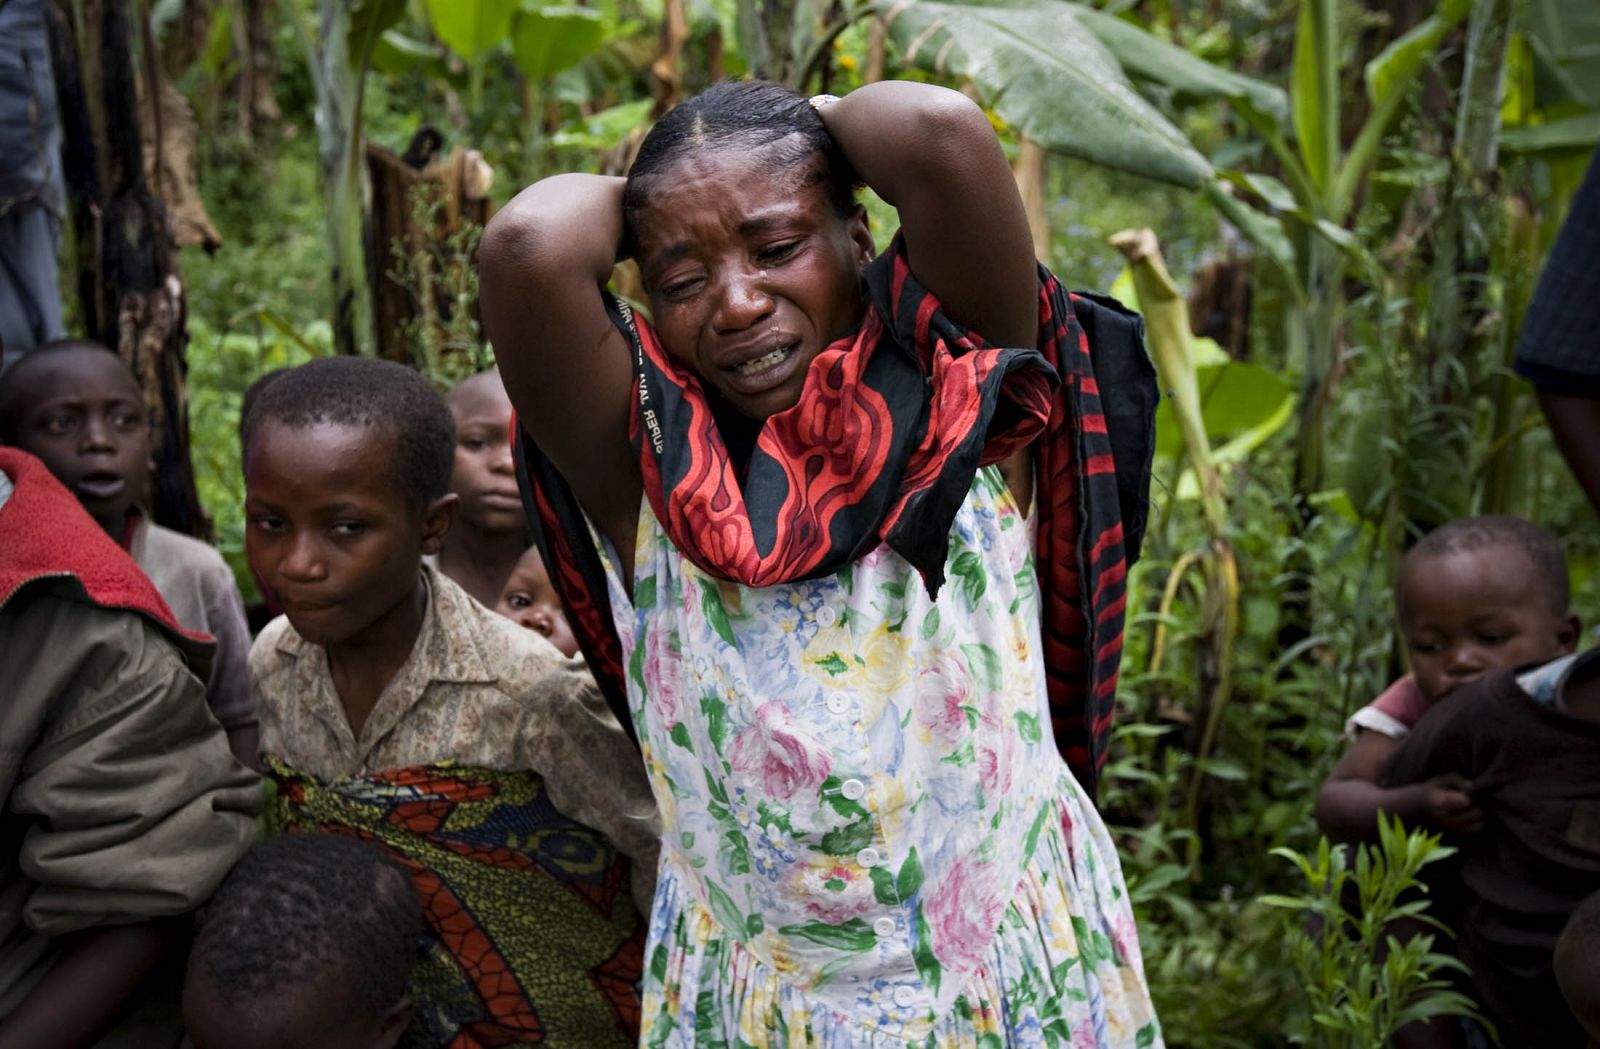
599 467 1161 1048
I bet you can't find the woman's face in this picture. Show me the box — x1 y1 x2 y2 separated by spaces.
632 143 874 421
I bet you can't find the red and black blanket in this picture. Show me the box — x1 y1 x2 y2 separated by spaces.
515 237 1154 797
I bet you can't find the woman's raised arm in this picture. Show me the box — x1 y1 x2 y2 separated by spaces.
818 82 1038 350
479 174 642 551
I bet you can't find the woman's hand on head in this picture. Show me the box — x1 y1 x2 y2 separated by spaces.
816 82 1038 351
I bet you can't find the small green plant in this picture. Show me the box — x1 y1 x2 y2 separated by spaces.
387 181 492 387
1260 814 1483 1048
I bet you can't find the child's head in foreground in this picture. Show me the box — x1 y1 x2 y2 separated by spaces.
445 368 523 537
495 544 578 657
183 832 423 1049
0 339 150 535
622 79 874 422
1397 515 1579 704
241 356 457 648
1557 891 1600 1047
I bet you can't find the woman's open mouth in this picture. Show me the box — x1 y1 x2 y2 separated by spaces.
734 345 792 376
721 337 803 397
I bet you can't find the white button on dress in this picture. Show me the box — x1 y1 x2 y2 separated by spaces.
873 916 897 938
856 847 881 868
815 605 838 628
840 778 866 800
825 694 849 715
893 986 919 1008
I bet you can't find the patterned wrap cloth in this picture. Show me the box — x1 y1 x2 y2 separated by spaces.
266 757 647 1049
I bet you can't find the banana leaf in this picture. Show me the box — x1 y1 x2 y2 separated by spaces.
872 0 1212 188
1070 4 1288 126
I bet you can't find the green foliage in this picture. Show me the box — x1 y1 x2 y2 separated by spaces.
348 0 408 65
1070 5 1287 125
1524 0 1600 108
1260 816 1484 1047
187 311 329 599
874 0 1214 187
384 183 493 387
425 0 519 60
512 6 607 81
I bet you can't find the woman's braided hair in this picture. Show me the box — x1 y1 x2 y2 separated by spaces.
622 79 858 242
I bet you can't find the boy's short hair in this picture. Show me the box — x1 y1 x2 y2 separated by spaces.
1401 514 1569 615
240 357 455 509
237 367 289 451
0 338 128 441
190 832 422 1018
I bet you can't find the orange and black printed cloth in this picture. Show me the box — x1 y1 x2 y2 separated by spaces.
515 235 1155 797
266 757 646 1049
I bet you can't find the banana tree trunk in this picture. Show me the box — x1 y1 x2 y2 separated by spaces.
1291 236 1342 501
295 0 376 357
52 0 207 537
1013 138 1050 263
1408 0 1513 525
1480 193 1539 513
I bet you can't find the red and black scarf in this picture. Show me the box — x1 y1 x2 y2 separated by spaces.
516 237 1154 798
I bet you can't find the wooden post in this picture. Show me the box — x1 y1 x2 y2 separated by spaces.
367 130 494 377
50 0 208 537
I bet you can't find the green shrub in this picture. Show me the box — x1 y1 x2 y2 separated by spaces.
1260 815 1483 1047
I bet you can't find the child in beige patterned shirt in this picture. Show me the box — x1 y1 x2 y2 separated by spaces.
241 356 659 1048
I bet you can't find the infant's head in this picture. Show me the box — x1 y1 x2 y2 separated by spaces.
495 544 577 657
1397 515 1578 704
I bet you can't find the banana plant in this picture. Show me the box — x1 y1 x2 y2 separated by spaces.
1112 228 1240 877
288 0 618 354
283 0 406 356
1214 0 1472 503
869 0 1283 188
870 0 1470 504
420 0 608 172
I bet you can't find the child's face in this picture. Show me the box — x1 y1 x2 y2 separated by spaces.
184 965 410 1049
1400 545 1579 704
447 371 524 535
244 420 454 648
633 143 874 421
7 348 151 534
495 545 578 657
